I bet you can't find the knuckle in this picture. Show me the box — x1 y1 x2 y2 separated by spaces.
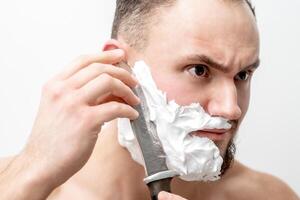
62 93 80 112
79 109 101 132
94 63 129 78
80 109 94 124
90 63 107 73
117 69 130 80
65 107 91 130
42 80 66 100
89 62 101 69
113 77 122 86
119 67 130 76
110 102 125 113
112 65 131 78
100 73 114 85
74 54 90 65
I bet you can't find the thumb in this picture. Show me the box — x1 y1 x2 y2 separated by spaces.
158 191 188 200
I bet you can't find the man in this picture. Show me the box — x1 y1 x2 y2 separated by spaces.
0 0 299 199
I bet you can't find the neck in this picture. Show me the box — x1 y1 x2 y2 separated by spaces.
72 120 243 199
71 120 147 198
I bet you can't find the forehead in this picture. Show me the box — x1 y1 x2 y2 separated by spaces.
145 0 259 69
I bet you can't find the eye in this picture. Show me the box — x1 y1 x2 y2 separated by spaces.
187 64 209 78
235 70 251 81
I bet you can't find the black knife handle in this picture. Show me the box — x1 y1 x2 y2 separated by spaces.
147 178 172 200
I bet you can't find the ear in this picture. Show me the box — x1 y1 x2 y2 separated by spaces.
102 39 120 51
102 39 129 60
102 38 137 67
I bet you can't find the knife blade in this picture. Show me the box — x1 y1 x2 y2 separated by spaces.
117 61 177 199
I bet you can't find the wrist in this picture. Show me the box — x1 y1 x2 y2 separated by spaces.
0 153 56 200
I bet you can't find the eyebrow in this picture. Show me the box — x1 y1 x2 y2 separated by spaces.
186 54 260 73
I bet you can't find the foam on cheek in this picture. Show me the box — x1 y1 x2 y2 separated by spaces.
118 61 231 181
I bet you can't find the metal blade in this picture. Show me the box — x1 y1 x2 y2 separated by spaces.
130 84 169 176
117 61 169 176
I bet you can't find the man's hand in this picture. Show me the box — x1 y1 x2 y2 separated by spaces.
158 191 188 200
0 49 140 199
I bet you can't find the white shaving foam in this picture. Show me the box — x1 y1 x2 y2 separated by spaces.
118 61 231 181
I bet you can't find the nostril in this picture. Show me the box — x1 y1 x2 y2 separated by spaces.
223 104 242 121
207 85 242 120
207 101 242 121
230 105 242 120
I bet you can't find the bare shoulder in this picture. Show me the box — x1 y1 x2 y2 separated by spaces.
228 161 299 200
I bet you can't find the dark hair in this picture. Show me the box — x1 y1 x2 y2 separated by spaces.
111 0 256 50
220 138 236 175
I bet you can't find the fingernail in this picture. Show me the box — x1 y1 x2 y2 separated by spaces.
131 75 139 84
114 49 124 56
134 110 139 118
158 191 170 199
135 97 140 104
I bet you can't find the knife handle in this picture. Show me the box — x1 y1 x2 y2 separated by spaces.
147 178 172 200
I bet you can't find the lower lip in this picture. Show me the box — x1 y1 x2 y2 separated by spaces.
191 130 228 141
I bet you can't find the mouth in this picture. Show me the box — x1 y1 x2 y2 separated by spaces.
190 129 230 141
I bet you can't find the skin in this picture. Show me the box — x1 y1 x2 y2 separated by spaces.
0 0 299 199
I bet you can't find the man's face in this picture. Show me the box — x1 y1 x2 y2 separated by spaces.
128 0 259 158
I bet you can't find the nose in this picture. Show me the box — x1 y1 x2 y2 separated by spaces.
207 81 242 120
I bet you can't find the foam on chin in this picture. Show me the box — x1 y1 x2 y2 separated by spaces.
118 61 231 181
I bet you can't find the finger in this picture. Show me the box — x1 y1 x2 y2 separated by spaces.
91 101 139 124
95 94 126 105
80 74 140 106
158 191 188 200
66 63 138 89
55 49 125 80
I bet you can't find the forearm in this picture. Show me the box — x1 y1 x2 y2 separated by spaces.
0 155 54 200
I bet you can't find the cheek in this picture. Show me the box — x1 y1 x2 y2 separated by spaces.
151 70 204 105
237 83 251 120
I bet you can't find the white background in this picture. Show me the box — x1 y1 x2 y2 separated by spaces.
0 0 299 195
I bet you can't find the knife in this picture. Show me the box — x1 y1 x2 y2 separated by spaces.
117 61 177 200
